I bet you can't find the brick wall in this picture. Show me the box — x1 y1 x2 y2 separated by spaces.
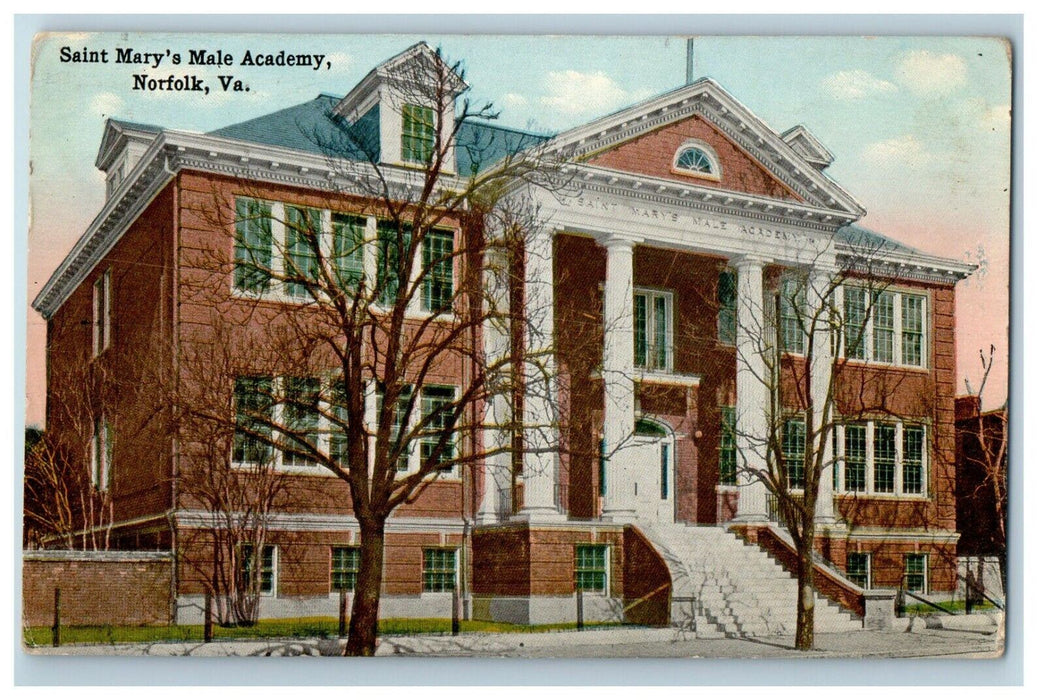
23 551 173 627
585 113 802 201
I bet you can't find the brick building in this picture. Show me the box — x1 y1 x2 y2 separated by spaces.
31 43 975 630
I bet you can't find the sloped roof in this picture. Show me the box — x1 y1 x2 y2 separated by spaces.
207 93 551 174
837 224 924 258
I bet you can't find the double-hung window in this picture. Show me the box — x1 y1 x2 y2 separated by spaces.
422 229 454 313
846 552 870 589
402 104 436 165
377 384 413 472
284 205 321 298
331 546 360 592
842 421 928 496
873 422 897 493
376 220 411 307
634 289 673 371
717 270 737 345
904 553 927 594
234 198 273 293
419 386 456 473
92 270 112 356
844 423 867 492
91 416 112 490
902 424 925 494
872 293 894 363
901 295 925 367
332 214 366 290
779 276 806 354
783 419 806 489
844 286 927 368
233 377 273 465
575 544 608 593
282 377 320 467
422 548 456 592
843 287 867 360
239 544 276 596
718 407 737 485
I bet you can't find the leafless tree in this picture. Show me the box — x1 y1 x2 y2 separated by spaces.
729 236 922 650
180 45 566 655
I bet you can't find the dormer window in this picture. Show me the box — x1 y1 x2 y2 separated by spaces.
672 141 721 181
402 104 435 164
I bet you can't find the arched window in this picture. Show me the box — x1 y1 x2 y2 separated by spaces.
672 141 721 180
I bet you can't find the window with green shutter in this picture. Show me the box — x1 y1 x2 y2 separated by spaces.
904 553 927 594
872 292 895 363
779 276 805 354
234 198 272 293
377 220 411 306
846 552 870 589
420 386 456 472
717 270 737 345
902 424 925 494
783 419 806 489
284 206 320 297
239 544 276 596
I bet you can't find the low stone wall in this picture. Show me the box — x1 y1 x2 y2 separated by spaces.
23 550 173 627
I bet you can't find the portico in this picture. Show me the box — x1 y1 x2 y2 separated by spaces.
490 166 854 526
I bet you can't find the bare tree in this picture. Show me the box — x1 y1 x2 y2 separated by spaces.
729 237 920 650
24 332 119 551
958 345 1008 582
180 45 565 655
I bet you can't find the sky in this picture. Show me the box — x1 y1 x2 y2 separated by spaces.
25 33 1012 426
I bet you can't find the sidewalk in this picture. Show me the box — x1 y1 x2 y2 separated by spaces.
25 617 1003 658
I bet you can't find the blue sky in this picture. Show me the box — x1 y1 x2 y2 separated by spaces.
26 33 1013 423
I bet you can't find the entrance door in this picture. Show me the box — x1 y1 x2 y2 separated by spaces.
627 434 675 523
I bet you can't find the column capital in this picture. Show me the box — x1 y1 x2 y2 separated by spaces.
599 233 642 251
729 253 773 270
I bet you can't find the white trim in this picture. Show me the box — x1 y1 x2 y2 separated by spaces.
175 509 469 533
670 139 722 182
838 419 929 498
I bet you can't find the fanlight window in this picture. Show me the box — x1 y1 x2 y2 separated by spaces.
675 146 715 175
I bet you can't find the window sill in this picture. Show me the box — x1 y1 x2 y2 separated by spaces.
834 492 930 502
839 357 930 373
669 166 722 183
634 369 702 387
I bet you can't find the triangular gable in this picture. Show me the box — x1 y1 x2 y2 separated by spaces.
583 111 803 202
548 78 864 217
94 119 162 170
780 125 834 170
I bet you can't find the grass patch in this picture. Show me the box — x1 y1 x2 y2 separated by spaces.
23 617 606 647
902 599 999 616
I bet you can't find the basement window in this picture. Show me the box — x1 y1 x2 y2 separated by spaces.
575 544 608 593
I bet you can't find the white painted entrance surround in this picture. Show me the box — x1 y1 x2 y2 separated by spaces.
626 430 675 523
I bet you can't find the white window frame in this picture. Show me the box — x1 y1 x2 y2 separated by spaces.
837 420 929 498
904 553 928 595
375 382 461 479
229 199 456 319
670 139 722 182
633 287 674 373
839 286 929 369
239 543 278 597
846 551 871 590
92 269 112 357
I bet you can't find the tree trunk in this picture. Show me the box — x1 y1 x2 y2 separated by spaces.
794 532 816 650
345 520 386 656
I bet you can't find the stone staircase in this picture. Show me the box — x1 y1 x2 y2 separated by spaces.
639 522 863 638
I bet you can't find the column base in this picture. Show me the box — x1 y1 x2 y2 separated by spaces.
600 508 637 523
475 510 502 526
512 508 568 524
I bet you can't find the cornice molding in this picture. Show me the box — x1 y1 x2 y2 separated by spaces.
547 79 864 219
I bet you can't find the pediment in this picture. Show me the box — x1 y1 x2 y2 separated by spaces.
780 125 834 170
547 78 863 218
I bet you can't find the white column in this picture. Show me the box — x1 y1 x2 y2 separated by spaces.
733 255 769 523
601 236 637 522
477 247 513 524
808 265 837 524
517 226 564 522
